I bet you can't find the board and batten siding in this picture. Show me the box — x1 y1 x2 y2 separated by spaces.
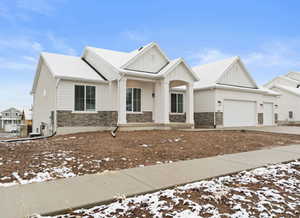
56 80 118 111
218 62 255 88
32 62 56 133
126 46 168 73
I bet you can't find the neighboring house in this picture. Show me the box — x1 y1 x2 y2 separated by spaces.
192 57 279 127
264 72 300 124
0 108 22 132
31 42 199 135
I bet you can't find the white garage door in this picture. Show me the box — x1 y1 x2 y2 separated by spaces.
224 100 257 127
263 103 274 125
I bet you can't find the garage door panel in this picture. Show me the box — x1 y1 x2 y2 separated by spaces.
224 100 257 127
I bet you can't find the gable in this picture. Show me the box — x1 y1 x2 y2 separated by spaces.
287 72 300 82
166 62 196 84
125 46 169 73
218 61 257 88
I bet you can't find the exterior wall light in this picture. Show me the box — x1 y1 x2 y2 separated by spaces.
217 101 222 106
275 104 278 109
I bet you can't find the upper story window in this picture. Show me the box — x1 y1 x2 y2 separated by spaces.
171 93 183 113
74 85 96 112
126 88 141 112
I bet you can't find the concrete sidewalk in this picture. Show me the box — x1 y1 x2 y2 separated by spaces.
1 144 300 218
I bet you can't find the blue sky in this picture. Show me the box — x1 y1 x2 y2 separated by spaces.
0 0 300 111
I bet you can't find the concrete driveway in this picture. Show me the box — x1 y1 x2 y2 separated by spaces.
244 126 300 135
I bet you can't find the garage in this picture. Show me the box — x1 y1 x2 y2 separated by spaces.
223 100 257 127
263 103 274 125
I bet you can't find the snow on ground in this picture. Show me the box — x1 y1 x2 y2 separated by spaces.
41 160 300 218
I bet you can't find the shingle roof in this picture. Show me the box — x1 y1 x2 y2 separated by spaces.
273 84 300 96
84 47 139 69
192 56 238 88
41 52 105 82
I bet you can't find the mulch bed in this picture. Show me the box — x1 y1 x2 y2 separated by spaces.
1 130 300 186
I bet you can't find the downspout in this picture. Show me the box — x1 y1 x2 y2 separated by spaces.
54 78 61 135
111 72 125 137
213 88 217 128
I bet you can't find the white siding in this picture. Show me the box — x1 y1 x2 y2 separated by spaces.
126 80 154 111
126 46 168 73
166 63 195 84
56 80 117 111
194 89 215 113
32 61 56 134
219 62 256 88
271 87 300 122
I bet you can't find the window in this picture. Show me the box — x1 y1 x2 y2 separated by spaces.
171 93 183 113
289 111 293 119
74 85 96 111
126 88 141 112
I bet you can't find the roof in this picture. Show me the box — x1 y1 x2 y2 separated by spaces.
271 84 300 97
1 107 21 114
41 52 106 82
192 56 239 88
84 47 139 69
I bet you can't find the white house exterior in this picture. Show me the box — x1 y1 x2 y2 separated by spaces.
31 42 279 135
0 108 22 132
192 57 279 128
31 42 199 135
264 72 300 124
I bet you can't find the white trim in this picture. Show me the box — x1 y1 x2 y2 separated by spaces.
73 84 97 113
126 87 142 113
170 92 184 114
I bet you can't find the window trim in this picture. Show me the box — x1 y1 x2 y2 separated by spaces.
73 84 97 113
170 92 184 114
126 87 142 113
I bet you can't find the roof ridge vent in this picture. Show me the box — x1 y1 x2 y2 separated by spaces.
138 46 143 51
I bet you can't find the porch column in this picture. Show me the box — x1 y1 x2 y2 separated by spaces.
186 82 194 124
161 80 170 124
118 77 127 124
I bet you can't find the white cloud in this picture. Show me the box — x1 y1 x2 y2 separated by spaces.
0 38 43 52
121 30 148 43
47 33 77 56
190 49 233 65
16 0 56 15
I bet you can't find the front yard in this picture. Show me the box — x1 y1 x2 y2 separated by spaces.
41 160 300 217
1 130 300 187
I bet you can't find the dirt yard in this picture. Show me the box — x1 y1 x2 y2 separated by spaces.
1 130 300 187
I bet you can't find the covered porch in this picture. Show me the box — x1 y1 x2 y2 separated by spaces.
116 59 198 130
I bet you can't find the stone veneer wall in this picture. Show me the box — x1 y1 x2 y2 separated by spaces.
127 111 153 123
57 110 118 127
258 113 264 125
194 112 215 128
169 114 186 123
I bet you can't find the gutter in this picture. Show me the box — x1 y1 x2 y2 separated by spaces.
194 84 279 96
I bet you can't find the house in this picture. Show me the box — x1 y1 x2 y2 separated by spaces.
0 107 22 132
192 57 279 128
31 42 278 135
31 42 199 135
264 72 300 124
